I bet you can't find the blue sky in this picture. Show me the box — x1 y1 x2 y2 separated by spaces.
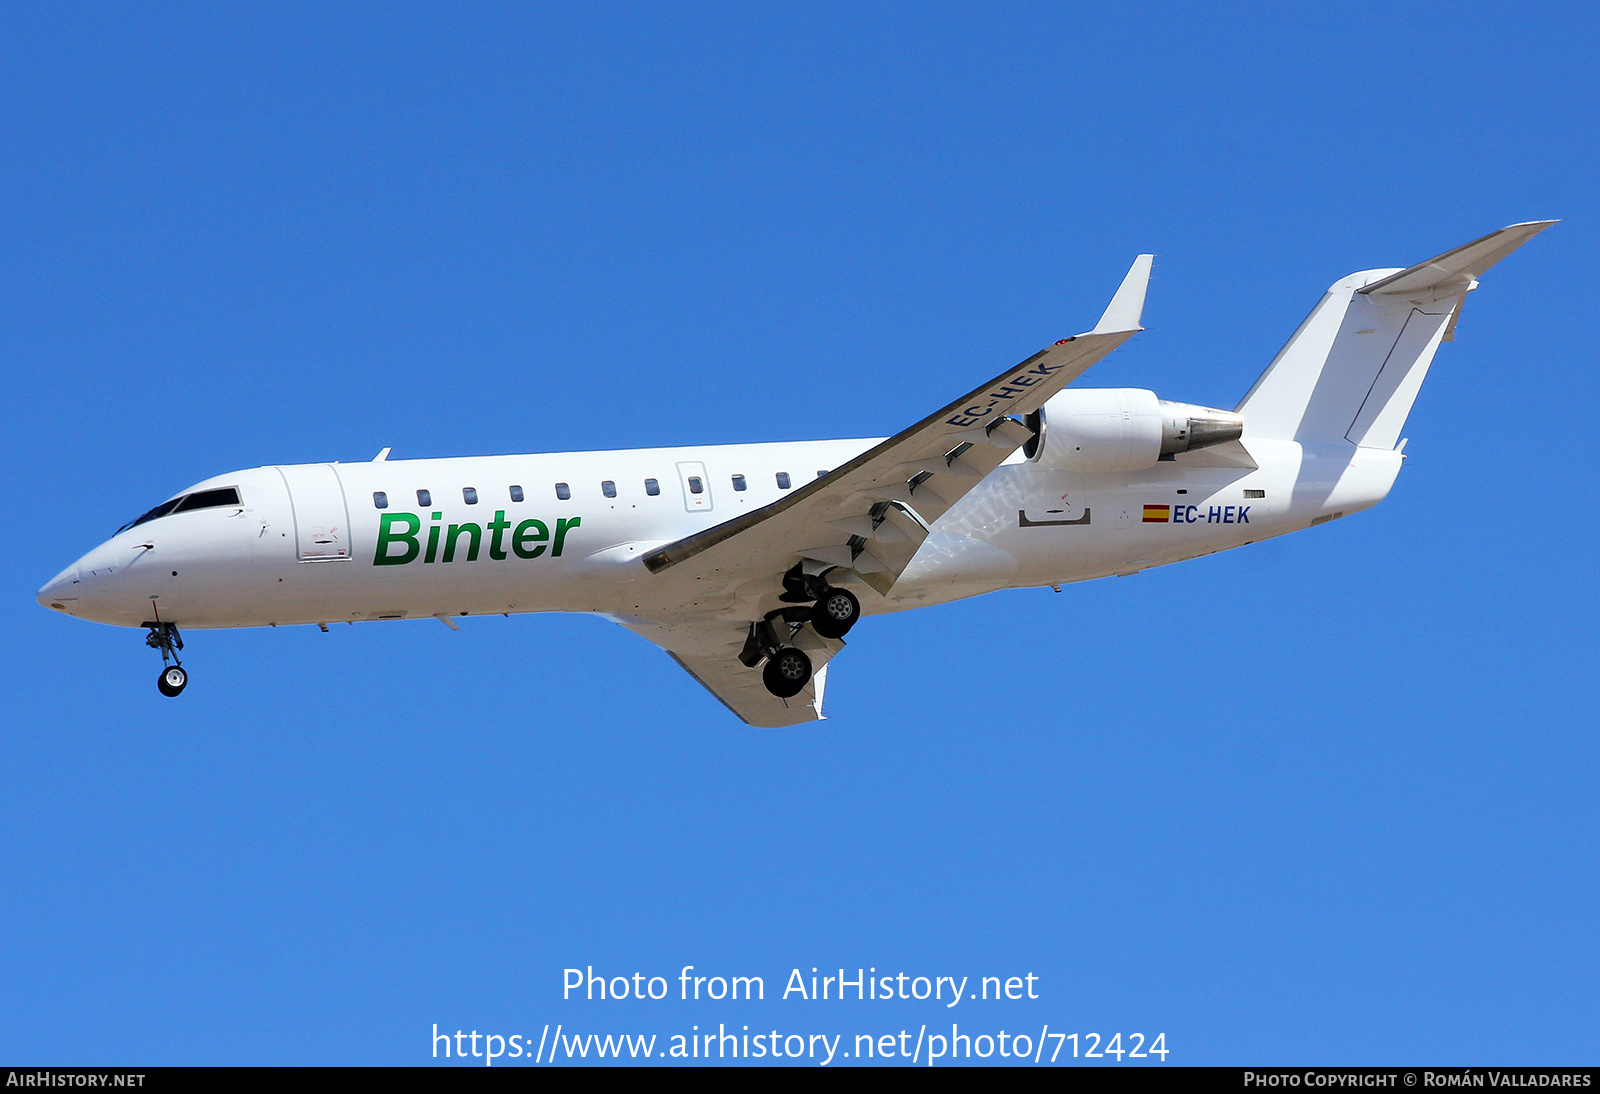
2 2 1595 1066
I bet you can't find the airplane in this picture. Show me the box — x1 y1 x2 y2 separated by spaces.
37 221 1553 727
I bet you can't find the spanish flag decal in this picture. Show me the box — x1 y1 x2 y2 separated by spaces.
1142 504 1171 523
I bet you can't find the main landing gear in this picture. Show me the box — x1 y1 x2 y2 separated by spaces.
808 586 860 641
742 620 814 700
748 577 864 699
144 621 188 697
762 647 813 699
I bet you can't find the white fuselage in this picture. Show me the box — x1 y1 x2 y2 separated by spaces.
37 435 1401 631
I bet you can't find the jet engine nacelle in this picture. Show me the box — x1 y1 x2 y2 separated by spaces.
1023 388 1245 473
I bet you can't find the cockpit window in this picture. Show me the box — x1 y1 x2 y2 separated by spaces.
175 487 242 513
117 486 241 533
118 498 181 533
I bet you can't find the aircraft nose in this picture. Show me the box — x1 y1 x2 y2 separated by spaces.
37 563 82 611
39 539 158 626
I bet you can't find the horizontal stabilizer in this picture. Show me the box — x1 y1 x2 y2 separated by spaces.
1359 221 1556 296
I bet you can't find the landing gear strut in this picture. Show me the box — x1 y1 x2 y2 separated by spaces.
144 622 188 697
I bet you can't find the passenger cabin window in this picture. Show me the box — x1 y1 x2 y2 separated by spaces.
174 487 241 512
731 474 747 491
463 487 478 505
645 478 661 496
373 491 389 509
417 489 432 507
555 482 571 501
776 472 792 490
602 480 617 498
509 485 525 502
687 476 704 495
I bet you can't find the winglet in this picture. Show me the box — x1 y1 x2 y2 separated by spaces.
1091 254 1154 334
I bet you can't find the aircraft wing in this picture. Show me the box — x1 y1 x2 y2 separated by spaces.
613 615 843 728
621 254 1153 727
641 254 1154 602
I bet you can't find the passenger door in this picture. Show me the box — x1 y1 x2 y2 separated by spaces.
274 464 354 561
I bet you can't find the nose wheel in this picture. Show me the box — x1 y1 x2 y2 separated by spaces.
158 664 188 697
143 621 188 698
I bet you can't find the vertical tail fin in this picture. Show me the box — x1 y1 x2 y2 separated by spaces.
1236 222 1554 446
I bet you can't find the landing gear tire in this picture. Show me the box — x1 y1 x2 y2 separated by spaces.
145 621 188 697
762 647 813 699
157 664 188 697
809 587 860 640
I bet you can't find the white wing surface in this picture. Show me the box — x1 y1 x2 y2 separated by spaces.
624 255 1154 727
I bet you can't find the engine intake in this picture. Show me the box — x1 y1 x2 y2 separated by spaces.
1024 388 1244 473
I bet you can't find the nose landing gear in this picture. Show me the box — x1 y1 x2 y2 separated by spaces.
144 621 188 697
158 664 188 697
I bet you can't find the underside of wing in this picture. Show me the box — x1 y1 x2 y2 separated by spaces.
616 616 841 728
